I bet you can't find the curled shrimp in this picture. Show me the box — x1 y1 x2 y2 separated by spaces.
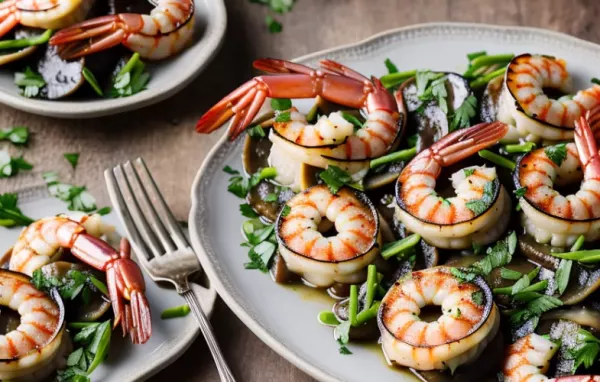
378 267 499 372
395 121 510 249
49 0 194 60
197 58 405 176
0 0 94 38
275 184 381 287
499 54 600 142
0 270 65 380
9 216 151 344
516 108 600 246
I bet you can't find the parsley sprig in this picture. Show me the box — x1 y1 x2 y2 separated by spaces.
108 53 150 98
242 219 277 272
32 268 108 304
0 149 33 178
465 180 497 216
319 165 363 194
451 231 517 281
567 328 600 373
450 95 477 131
545 143 568 166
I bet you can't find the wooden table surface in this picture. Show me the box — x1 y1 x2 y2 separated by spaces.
3 0 599 380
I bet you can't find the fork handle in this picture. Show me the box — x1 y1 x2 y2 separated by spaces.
182 290 236 382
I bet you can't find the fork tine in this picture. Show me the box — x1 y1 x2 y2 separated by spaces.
133 158 189 250
111 165 165 258
122 161 178 253
104 169 152 267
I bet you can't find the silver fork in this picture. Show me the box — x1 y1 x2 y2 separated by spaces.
104 158 236 382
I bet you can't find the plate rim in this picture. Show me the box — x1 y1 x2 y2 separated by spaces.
189 21 600 382
0 0 227 119
3 185 217 382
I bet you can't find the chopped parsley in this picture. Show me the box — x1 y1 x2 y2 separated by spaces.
0 150 33 177
465 180 497 216
568 328 600 372
592 78 600 86
64 153 80 169
0 192 34 227
319 165 363 194
508 294 563 327
384 58 398 74
452 232 517 281
0 126 29 145
57 320 111 381
254 0 296 33
242 219 277 272
275 111 291 122
471 290 484 305
32 268 108 304
223 166 239 175
514 186 527 198
226 167 277 198
43 172 97 213
240 203 259 218
14 67 45 98
281 204 291 217
96 206 111 216
265 15 283 33
463 168 475 177
247 125 266 138
271 98 292 111
107 53 150 98
544 143 568 166
450 95 477 131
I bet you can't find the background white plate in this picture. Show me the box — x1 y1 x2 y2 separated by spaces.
189 22 600 382
0 0 226 118
0 186 216 382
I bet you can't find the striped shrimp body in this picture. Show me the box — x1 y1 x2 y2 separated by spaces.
8 216 151 344
378 267 499 371
0 270 65 380
49 0 194 60
395 122 511 249
498 54 600 142
276 184 381 287
516 113 600 246
0 0 94 38
502 333 557 382
197 59 405 178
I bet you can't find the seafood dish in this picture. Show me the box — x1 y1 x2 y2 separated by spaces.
196 52 600 381
0 0 195 100
0 212 151 381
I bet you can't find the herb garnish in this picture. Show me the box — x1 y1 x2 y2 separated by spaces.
82 67 103 96
0 126 29 145
271 98 292 111
508 295 563 327
555 259 572 296
452 232 517 281
514 186 527 198
242 219 277 272
465 180 497 216
108 53 150 98
281 204 291 217
463 168 475 177
223 166 239 175
384 58 398 74
43 172 98 213
471 290 484 305
225 166 277 198
544 143 568 166
0 150 32 177
251 0 294 32
319 166 363 194
568 328 600 373
0 193 34 227
265 15 282 33
64 153 80 169
14 67 45 98
240 203 259 218
247 125 266 138
500 267 523 280
57 320 112 381
32 268 108 303
450 95 477 131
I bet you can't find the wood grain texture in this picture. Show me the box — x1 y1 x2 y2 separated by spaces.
3 0 600 381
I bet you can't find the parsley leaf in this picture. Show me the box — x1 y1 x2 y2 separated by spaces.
227 167 277 198
281 205 291 217
450 95 477 131
14 67 45 98
555 259 572 296
247 125 266 138
242 219 278 272
43 172 97 213
58 320 112 381
465 180 497 216
319 166 363 194
0 126 29 145
223 165 239 175
263 193 278 202
384 58 398 74
33 268 108 302
275 111 291 122
240 203 259 218
96 206 111 216
338 343 353 355
568 328 600 372
471 291 484 305
415 70 439 96
64 153 80 169
509 295 563 327
271 98 292 111
514 186 527 198
544 143 568 166
0 150 33 178
463 168 475 177
107 53 150 98
0 193 34 227
430 76 448 113
265 15 282 33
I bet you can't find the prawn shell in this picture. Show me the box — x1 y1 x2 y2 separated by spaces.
504 54 575 131
377 267 499 371
275 186 381 287
0 270 65 379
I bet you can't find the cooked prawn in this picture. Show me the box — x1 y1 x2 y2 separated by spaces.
499 54 600 141
502 333 558 382
49 0 194 60
0 270 65 380
516 110 600 246
9 215 151 344
276 184 381 287
0 0 94 39
197 58 405 177
395 121 511 249
378 267 499 371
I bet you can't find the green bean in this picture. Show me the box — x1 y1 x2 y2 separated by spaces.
364 265 377 310
552 249 600 263
370 147 417 168
571 235 585 252
478 150 516 170
0 29 52 50
356 301 381 325
504 142 536 154
349 285 358 326
161 305 191 319
463 54 514 78
381 234 421 260
87 320 111 374
380 69 417 89
118 53 141 77
467 51 487 62
469 67 507 89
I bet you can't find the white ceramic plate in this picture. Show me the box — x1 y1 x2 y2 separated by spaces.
0 186 217 382
189 22 600 382
0 0 226 118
